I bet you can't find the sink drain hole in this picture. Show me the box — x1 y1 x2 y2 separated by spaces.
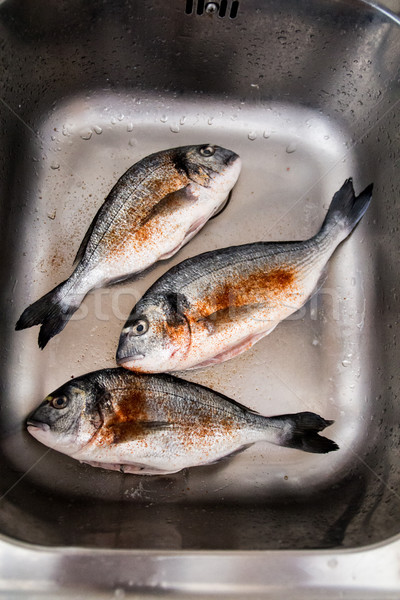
185 0 239 18
197 0 205 14
230 0 239 18
219 0 227 17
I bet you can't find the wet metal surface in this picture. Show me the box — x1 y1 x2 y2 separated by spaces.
0 0 399 596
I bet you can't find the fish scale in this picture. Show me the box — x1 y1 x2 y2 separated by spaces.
27 368 338 476
16 144 241 348
117 178 373 373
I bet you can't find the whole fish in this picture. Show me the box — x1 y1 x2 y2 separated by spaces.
117 179 372 372
26 368 338 475
16 144 241 348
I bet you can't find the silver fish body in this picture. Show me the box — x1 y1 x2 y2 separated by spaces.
26 368 337 475
16 144 241 348
117 179 372 373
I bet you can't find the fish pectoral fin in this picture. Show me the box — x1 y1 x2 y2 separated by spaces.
196 303 277 335
141 421 173 431
142 184 195 227
105 420 173 445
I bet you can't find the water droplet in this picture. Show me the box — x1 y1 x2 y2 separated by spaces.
250 83 260 89
208 117 214 125
126 123 134 132
286 141 297 153
248 131 257 141
62 125 70 137
80 129 92 140
312 338 320 346
118 114 124 121
328 558 338 568
324 135 330 140
263 130 271 139
128 137 136 146
50 161 60 170
160 115 168 123
179 116 186 125
51 135 56 141
342 359 352 368
110 117 117 125
93 126 102 135
170 124 180 133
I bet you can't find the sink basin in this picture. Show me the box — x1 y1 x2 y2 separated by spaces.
1 0 400 596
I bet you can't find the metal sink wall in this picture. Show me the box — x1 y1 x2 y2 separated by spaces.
0 0 399 566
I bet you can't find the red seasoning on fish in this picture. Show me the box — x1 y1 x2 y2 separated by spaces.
16 144 241 348
116 179 372 372
26 368 338 475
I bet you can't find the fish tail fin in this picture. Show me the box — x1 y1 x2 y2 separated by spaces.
268 411 339 454
319 178 373 244
15 280 80 349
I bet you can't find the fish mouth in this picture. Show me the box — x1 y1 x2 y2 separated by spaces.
225 151 240 165
26 419 50 432
228 152 240 165
116 353 145 366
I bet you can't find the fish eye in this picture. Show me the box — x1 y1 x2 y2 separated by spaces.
131 318 149 336
51 395 69 410
199 145 215 157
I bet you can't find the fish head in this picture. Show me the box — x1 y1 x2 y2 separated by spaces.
26 379 102 455
116 293 191 373
175 144 241 196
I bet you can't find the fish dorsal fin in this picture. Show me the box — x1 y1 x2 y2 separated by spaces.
73 204 104 265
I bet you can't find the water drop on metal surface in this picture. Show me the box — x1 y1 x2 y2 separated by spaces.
286 141 297 153
80 130 92 140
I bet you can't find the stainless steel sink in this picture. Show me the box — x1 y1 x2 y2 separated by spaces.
1 0 400 596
